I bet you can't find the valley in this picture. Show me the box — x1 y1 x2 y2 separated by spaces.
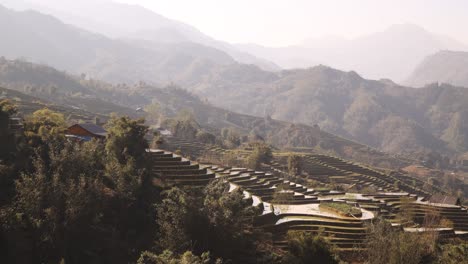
0 1 467 263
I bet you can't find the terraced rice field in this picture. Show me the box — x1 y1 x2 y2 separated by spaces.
152 138 468 252
149 149 216 186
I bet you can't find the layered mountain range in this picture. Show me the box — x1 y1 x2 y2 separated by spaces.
0 1 467 160
0 0 279 71
192 65 468 155
236 24 468 81
0 58 410 169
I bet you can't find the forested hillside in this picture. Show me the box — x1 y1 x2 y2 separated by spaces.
1 4 467 163
0 59 410 169
192 65 468 158
0 58 137 116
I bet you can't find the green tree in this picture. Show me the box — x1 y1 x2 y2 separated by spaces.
154 180 262 262
165 116 200 140
196 131 216 144
105 115 149 166
221 128 241 148
283 231 339 264
288 154 302 176
200 180 260 260
366 218 437 264
156 187 195 253
11 140 107 263
25 108 66 140
246 143 273 170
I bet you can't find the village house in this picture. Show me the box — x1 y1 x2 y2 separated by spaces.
66 123 107 141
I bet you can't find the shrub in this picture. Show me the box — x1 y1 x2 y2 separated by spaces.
319 202 361 216
246 143 273 170
283 231 339 264
196 131 216 144
287 154 302 176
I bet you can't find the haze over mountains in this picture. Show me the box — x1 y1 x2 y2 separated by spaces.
1 58 411 169
0 4 247 85
0 0 280 72
406 50 468 88
4 0 468 82
236 24 468 81
2 2 468 263
1 0 468 160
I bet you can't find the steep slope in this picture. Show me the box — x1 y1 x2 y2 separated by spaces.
0 0 279 71
0 59 410 169
0 86 114 122
0 58 137 116
236 24 467 81
406 50 468 88
192 65 467 156
108 85 413 169
0 6 465 159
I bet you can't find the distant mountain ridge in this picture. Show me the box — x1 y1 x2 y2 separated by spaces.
191 65 468 156
0 4 250 85
0 4 467 159
406 50 468 88
0 0 280 71
236 24 468 81
0 57 139 117
0 60 409 169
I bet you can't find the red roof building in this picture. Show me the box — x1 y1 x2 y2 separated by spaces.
66 123 107 141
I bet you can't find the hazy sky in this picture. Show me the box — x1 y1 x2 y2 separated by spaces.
115 0 468 47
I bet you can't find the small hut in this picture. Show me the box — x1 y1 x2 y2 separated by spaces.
66 123 107 141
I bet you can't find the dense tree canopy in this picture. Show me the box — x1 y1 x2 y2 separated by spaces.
105 115 149 166
283 231 339 264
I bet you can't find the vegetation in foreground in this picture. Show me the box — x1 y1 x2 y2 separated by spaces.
0 100 278 263
0 100 466 263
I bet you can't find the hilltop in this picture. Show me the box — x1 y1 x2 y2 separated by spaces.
406 50 468 88
0 4 246 85
0 58 138 117
236 24 468 81
193 65 468 159
0 0 279 71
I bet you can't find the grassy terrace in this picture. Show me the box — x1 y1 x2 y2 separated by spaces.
320 202 362 216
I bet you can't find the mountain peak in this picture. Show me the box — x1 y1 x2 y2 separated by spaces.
384 23 429 34
308 65 363 79
0 0 278 71
406 50 468 87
